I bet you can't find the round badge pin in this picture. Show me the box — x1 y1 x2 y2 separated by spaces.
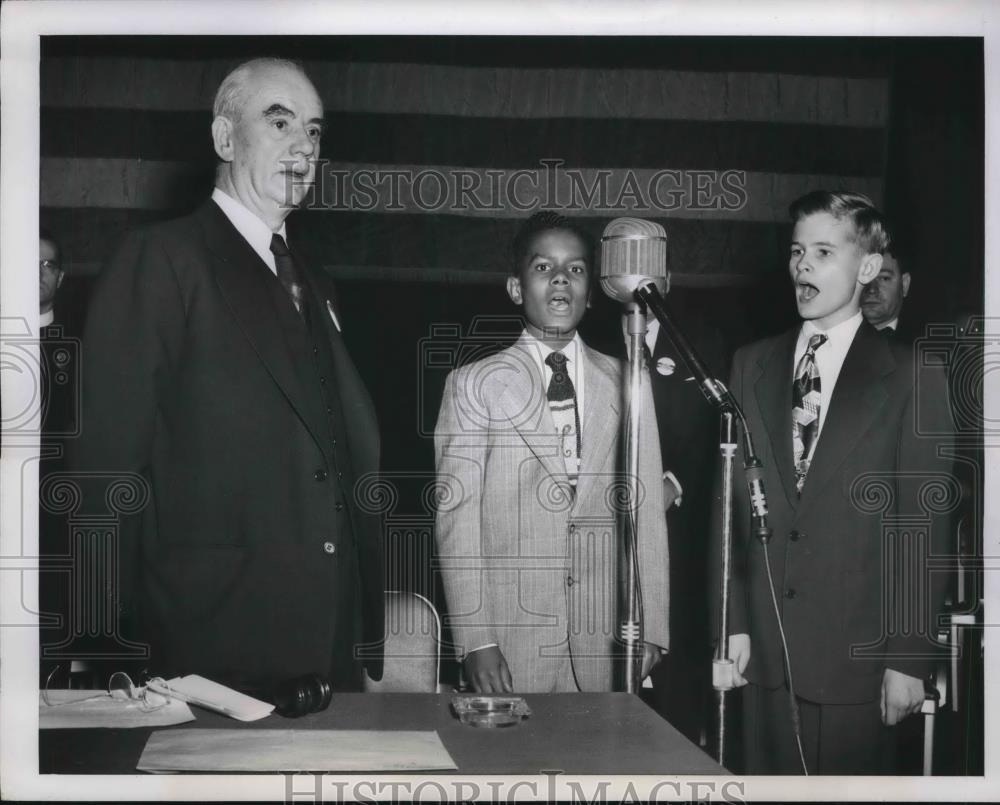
655 357 676 376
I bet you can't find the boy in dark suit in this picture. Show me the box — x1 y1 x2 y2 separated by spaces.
719 191 954 774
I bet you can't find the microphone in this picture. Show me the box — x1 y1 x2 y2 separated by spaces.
600 216 772 544
599 217 668 303
600 217 724 408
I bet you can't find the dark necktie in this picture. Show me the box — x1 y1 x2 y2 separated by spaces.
269 233 308 320
791 333 827 494
545 351 581 487
642 342 654 371
879 326 895 338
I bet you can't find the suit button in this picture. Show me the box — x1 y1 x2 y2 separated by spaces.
566 576 576 587
335 502 344 512
319 376 326 385
314 469 328 481
784 588 797 599
789 530 800 542
313 347 319 356
323 542 336 555
337 472 343 480
326 406 333 414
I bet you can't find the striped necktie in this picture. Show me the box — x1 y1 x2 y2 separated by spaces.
792 333 827 494
545 351 581 488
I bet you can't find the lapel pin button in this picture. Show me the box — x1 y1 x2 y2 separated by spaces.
655 357 676 376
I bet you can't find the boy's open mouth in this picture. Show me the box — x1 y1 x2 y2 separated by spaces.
548 293 572 312
796 281 819 302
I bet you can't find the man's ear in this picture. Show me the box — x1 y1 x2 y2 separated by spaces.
506 275 523 305
212 116 235 162
901 272 912 297
858 252 882 286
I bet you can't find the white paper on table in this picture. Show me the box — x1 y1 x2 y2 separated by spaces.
40 690 196 729
147 675 273 721
137 728 458 772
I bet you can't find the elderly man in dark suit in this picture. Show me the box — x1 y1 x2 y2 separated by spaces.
72 58 383 693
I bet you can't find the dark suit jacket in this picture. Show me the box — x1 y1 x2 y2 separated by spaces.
71 200 384 684
720 321 954 704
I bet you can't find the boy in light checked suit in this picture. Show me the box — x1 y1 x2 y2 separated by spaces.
434 212 671 693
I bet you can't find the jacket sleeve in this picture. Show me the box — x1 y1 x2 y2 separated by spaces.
433 369 496 658
884 359 956 680
68 229 186 621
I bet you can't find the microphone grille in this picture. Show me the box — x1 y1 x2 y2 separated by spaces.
600 217 667 281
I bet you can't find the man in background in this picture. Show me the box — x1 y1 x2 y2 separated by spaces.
861 243 911 337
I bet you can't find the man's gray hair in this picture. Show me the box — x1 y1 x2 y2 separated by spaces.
212 57 308 123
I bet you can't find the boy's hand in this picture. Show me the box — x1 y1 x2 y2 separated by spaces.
640 642 665 679
464 646 514 693
727 633 751 686
662 472 682 510
880 668 925 725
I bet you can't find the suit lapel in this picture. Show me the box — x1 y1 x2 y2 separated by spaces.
496 337 567 483
199 201 330 458
575 344 620 508
797 322 891 511
753 329 799 507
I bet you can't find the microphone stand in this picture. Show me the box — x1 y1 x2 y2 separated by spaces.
633 281 772 769
620 300 646 694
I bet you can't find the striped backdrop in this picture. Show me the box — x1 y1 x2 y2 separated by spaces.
40 37 890 287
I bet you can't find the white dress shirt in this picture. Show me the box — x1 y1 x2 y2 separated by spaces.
793 310 863 437
211 187 286 276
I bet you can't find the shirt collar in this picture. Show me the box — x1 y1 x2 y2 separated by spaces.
39 309 55 328
800 310 863 351
211 187 287 269
522 330 582 368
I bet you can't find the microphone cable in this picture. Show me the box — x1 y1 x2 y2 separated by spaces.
762 542 809 775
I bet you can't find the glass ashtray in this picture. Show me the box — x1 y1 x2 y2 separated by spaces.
451 695 532 728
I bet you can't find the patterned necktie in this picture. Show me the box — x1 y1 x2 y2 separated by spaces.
792 333 827 494
269 233 308 320
545 351 581 487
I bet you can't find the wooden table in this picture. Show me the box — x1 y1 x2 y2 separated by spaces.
40 692 725 775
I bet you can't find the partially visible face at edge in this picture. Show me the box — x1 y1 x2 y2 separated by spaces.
39 237 63 312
